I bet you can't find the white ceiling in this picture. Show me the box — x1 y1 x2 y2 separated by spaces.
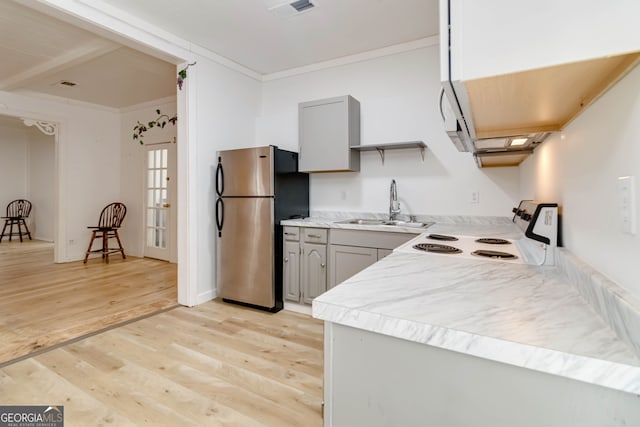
100 0 440 74
0 0 439 108
0 1 176 109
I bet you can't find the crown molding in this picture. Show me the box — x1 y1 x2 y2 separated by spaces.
262 36 439 82
15 90 121 114
119 95 178 113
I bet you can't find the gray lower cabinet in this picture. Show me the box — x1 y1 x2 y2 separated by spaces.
301 243 327 304
377 248 393 259
328 229 416 289
328 245 378 290
284 226 415 302
283 240 300 301
283 226 328 305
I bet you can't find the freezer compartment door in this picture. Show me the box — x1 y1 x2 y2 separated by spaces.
216 146 274 197
218 197 275 308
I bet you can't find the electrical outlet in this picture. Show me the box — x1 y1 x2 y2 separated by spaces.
470 191 480 204
618 176 636 234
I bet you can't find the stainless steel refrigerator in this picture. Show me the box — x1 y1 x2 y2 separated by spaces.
215 146 309 312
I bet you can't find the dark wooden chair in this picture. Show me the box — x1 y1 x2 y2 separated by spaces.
0 199 33 243
84 202 127 264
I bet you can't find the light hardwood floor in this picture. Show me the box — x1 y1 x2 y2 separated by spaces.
0 240 177 365
0 299 324 427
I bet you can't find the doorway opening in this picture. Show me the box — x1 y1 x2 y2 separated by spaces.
0 114 57 257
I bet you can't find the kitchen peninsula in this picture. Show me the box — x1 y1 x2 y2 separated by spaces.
301 217 640 427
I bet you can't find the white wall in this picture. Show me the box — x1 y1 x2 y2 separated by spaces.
120 97 177 257
0 91 121 260
27 128 55 241
0 122 28 212
520 65 640 299
259 45 520 217
190 56 262 302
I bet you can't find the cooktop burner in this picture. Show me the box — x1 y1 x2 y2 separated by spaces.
475 238 511 245
427 234 458 241
413 243 462 254
471 249 518 260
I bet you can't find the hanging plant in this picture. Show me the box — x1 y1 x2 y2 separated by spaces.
133 109 177 145
177 62 196 90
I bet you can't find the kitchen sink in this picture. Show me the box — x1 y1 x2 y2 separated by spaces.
335 218 433 229
336 218 387 225
384 220 433 228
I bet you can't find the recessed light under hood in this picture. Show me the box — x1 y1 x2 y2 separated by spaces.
473 133 549 167
474 134 547 152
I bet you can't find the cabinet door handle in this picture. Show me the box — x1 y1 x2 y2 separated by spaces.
284 232 296 235
438 87 446 122
215 159 224 196
284 258 289 263
308 234 321 238
215 198 224 237
321 263 326 268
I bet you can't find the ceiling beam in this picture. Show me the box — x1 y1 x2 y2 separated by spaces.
0 38 120 91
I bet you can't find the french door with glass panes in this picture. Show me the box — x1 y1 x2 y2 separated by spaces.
144 143 176 261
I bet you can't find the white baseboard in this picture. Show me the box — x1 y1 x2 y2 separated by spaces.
284 302 312 316
196 289 216 305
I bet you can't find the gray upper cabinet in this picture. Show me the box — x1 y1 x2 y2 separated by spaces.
298 95 360 172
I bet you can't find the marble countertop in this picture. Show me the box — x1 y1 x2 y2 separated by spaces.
281 216 426 234
281 212 523 236
310 220 640 395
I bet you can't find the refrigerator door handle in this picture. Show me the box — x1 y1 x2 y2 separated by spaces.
215 158 224 196
215 198 224 237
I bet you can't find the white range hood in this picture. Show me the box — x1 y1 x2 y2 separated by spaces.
440 0 640 168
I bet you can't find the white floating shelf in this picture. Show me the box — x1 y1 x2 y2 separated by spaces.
351 141 427 164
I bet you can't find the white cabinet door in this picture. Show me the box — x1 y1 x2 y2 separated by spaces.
328 245 378 289
283 240 300 302
301 243 327 304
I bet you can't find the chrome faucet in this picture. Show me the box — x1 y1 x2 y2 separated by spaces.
389 179 401 221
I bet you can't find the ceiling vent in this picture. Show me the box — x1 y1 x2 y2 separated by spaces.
268 0 318 17
55 80 78 88
290 0 314 12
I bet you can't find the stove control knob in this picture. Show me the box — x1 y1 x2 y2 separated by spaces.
512 208 523 217
521 213 532 221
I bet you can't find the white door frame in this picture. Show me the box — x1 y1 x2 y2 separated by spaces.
20 0 201 306
0 110 64 263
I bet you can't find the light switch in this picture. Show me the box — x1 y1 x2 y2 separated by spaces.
470 191 480 204
618 176 636 235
